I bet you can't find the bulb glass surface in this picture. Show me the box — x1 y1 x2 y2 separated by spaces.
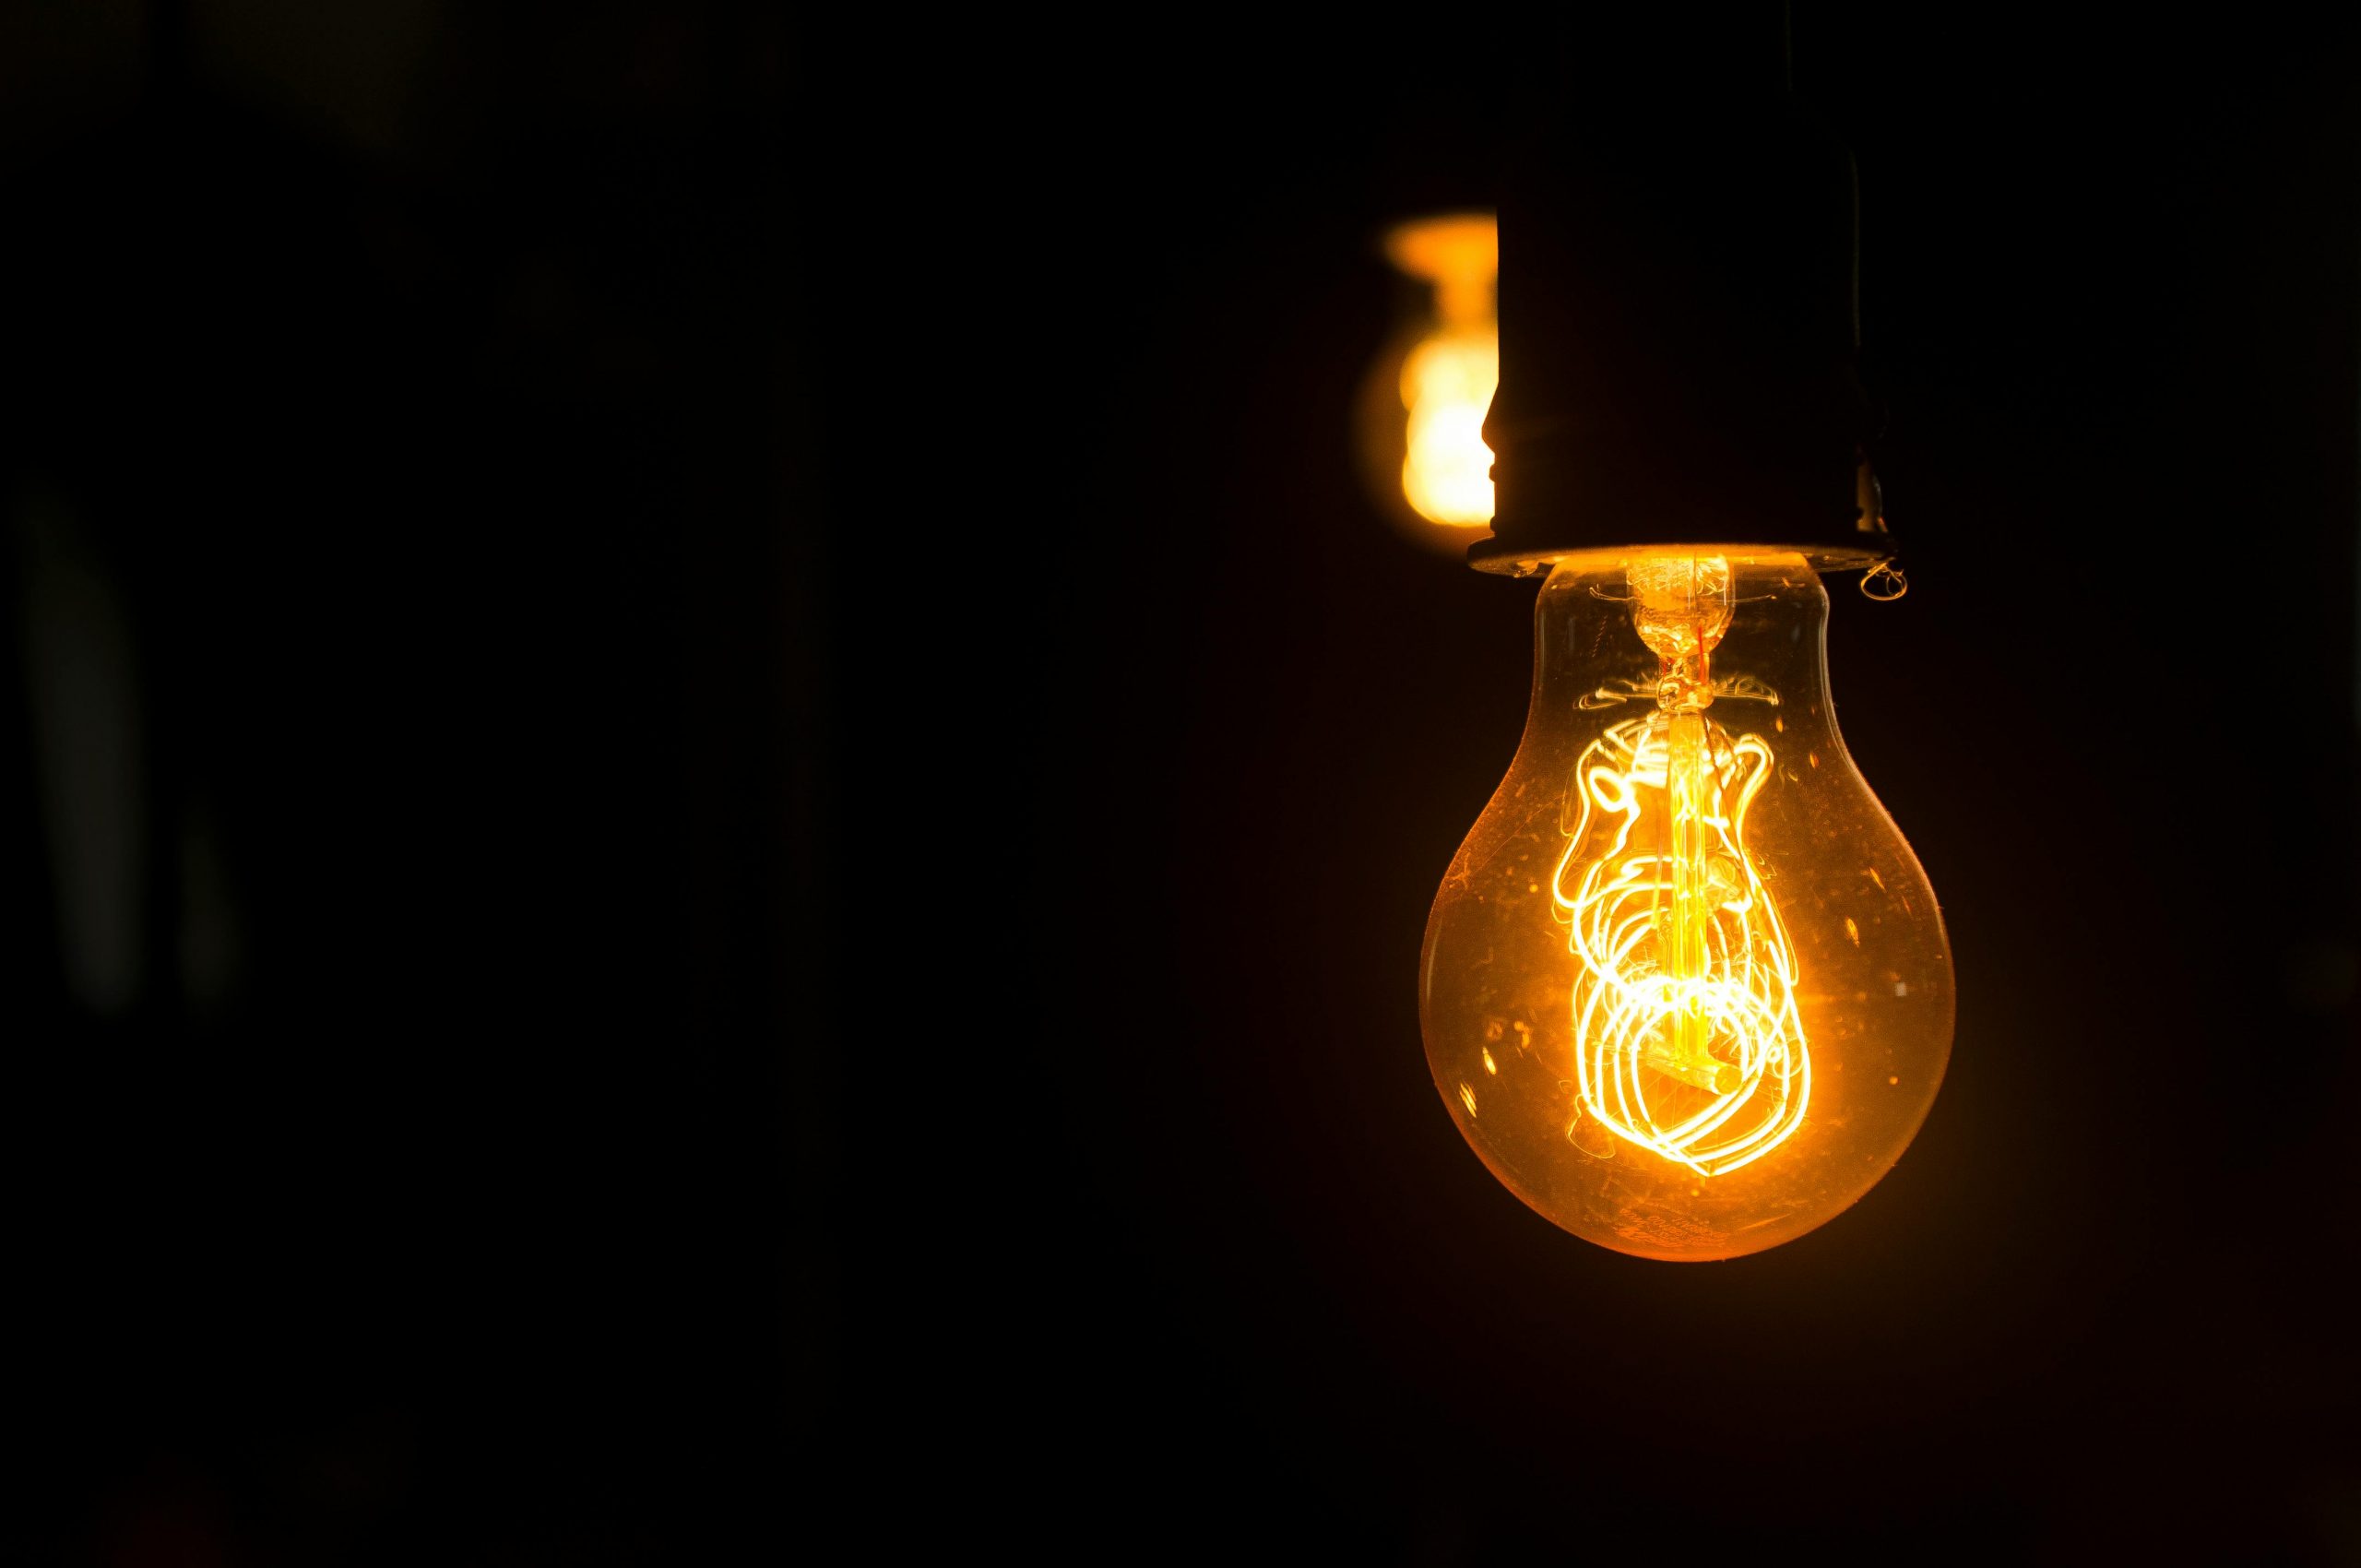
1422 552 1953 1260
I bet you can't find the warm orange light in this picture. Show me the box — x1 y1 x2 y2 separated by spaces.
1423 552 1953 1260
1382 214 1498 529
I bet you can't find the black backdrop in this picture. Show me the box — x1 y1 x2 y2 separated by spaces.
5 3 2356 1562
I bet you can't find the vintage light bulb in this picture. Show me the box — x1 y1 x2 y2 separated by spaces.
1355 214 1501 551
1411 15 1954 1258
1421 551 1952 1259
1382 214 1499 529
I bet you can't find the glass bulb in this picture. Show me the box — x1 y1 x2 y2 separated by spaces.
1421 551 1953 1260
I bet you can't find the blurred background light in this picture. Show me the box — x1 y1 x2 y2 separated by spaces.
1358 211 1499 550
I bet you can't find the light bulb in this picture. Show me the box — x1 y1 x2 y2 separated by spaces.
1421 550 1952 1260
1362 213 1499 538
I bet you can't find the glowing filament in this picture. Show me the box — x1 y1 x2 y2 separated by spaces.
1552 558 1810 1175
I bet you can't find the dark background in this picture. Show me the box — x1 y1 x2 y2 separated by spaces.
4 2 2355 1562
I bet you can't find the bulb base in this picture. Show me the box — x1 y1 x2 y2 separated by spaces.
1470 13 1895 576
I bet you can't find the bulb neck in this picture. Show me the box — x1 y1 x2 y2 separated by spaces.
1630 555 1735 710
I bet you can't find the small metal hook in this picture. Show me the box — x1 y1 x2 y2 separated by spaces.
1859 561 1908 601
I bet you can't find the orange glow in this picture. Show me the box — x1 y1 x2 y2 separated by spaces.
1556 726 1809 1173
1555 559 1807 1174
1421 552 1953 1260
1382 214 1498 529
